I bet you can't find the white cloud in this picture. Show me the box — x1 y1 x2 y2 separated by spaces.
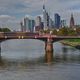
0 15 20 30
0 15 15 21
0 0 80 30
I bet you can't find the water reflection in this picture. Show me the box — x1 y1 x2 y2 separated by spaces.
0 41 80 80
0 40 80 65
62 47 68 61
54 42 80 63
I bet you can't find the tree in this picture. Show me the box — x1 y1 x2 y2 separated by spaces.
57 27 68 36
76 27 80 35
43 29 50 34
68 28 77 36
51 29 57 35
0 28 2 32
0 28 11 32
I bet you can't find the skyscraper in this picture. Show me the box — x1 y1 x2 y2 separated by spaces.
35 16 43 32
29 20 35 32
20 21 24 32
70 13 75 28
23 18 27 32
46 12 49 27
61 20 66 27
49 18 54 29
54 13 61 29
24 17 30 32
35 16 41 27
21 16 35 32
43 4 48 30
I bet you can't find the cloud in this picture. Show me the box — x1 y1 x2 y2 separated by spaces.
0 0 80 30
0 15 20 30
0 0 80 15
0 15 15 21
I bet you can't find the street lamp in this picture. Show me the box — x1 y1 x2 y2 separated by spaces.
74 28 76 31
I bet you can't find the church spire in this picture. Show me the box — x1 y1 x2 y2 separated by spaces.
70 13 75 28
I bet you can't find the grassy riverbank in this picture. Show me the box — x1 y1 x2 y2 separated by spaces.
60 39 80 49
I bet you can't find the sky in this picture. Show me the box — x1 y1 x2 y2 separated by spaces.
0 0 80 30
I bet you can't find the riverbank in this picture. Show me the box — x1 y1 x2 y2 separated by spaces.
60 40 80 49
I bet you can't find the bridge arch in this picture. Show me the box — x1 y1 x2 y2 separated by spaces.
1 39 45 61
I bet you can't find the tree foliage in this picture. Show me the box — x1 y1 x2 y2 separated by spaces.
68 28 77 36
51 29 57 35
76 27 80 35
57 27 68 36
0 28 11 32
39 26 80 36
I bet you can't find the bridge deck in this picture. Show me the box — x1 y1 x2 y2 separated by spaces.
0 32 80 40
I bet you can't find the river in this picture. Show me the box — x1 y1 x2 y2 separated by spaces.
0 39 80 80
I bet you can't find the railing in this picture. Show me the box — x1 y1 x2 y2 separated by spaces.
0 32 80 39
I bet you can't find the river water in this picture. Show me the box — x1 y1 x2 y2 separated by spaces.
0 39 80 80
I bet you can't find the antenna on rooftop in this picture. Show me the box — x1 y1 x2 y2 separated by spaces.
43 0 45 9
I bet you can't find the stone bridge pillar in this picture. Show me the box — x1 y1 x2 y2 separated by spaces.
45 38 53 63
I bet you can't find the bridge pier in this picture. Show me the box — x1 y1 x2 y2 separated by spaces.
45 38 53 63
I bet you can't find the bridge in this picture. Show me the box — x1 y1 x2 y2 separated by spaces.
0 32 80 63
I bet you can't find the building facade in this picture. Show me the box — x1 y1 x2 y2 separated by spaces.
43 5 48 30
35 16 41 27
20 17 35 32
61 20 66 27
54 13 61 29
24 17 30 32
29 20 35 32
35 16 43 32
70 13 75 28
20 21 24 32
49 18 54 29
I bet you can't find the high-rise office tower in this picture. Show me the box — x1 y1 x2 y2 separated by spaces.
46 12 49 27
35 16 43 31
61 20 66 27
24 17 30 32
70 13 75 28
54 13 61 29
20 21 24 32
23 18 27 32
31 20 35 32
35 16 41 27
21 16 35 32
43 4 48 30
29 20 35 32
49 18 54 29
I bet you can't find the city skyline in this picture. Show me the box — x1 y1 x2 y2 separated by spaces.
0 0 80 30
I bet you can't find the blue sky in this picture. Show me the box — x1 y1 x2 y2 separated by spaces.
0 0 80 30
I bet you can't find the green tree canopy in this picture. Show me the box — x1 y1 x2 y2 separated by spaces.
0 28 11 32
57 27 68 36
